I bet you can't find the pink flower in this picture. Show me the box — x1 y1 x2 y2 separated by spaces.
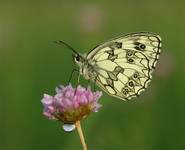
41 84 102 123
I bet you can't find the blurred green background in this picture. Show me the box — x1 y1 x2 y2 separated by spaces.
0 0 184 150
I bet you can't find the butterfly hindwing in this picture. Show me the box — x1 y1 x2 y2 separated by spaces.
86 32 162 100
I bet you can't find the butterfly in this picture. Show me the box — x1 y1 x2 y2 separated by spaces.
56 32 162 101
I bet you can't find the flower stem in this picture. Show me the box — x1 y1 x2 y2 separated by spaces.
75 120 87 150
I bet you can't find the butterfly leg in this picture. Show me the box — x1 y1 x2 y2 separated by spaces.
86 77 97 91
68 69 82 95
93 82 97 91
68 69 80 84
77 72 81 84
93 76 98 91
85 80 91 90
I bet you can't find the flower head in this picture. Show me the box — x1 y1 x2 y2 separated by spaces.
41 84 102 124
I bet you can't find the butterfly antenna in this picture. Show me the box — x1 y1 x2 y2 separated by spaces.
54 40 79 54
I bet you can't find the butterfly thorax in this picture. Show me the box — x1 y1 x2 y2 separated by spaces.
80 60 96 81
74 53 96 81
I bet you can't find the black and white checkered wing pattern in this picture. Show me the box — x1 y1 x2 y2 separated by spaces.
86 32 162 100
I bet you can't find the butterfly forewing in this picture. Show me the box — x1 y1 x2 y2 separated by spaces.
86 32 162 100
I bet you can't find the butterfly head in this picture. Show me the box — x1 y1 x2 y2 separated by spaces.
73 54 84 67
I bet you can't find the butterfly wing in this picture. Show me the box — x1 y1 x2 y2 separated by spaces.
86 32 162 100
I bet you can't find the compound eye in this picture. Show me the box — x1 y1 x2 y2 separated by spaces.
75 55 80 62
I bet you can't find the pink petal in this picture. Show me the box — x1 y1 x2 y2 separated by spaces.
62 98 73 109
73 98 80 109
80 94 88 105
65 90 74 98
41 94 53 105
93 91 102 100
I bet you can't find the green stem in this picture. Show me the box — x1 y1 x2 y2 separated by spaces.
75 120 87 150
